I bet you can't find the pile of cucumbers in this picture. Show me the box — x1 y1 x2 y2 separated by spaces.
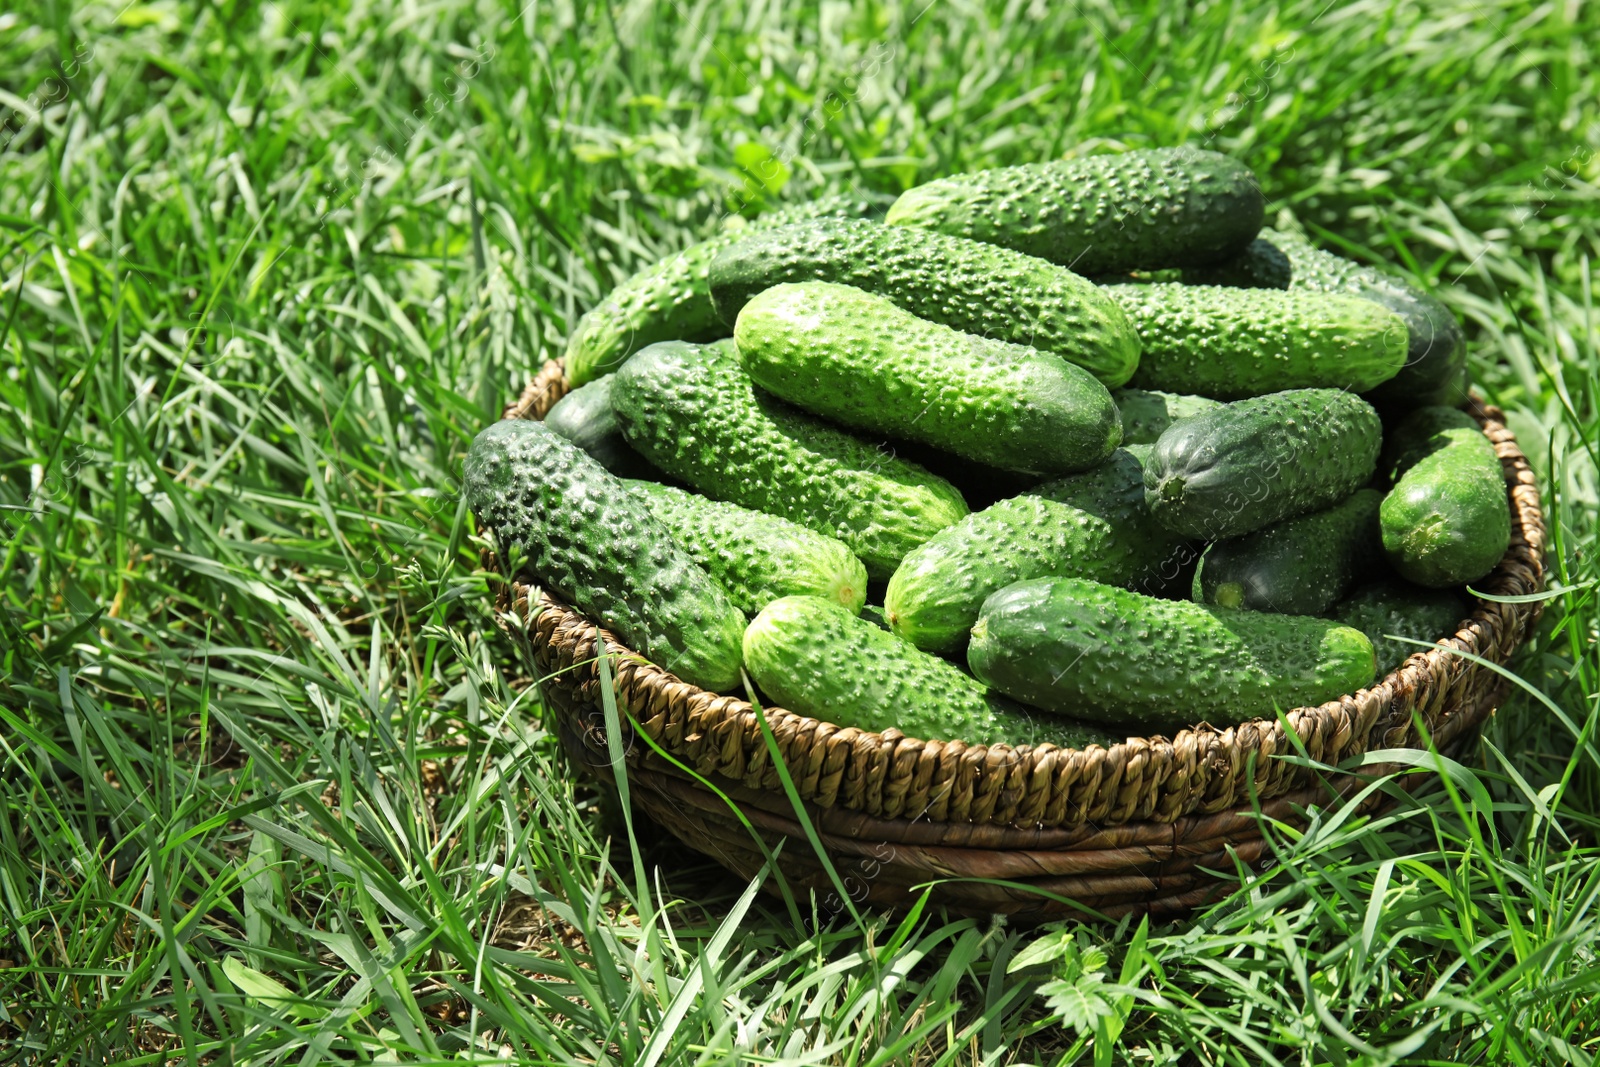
465 145 1510 747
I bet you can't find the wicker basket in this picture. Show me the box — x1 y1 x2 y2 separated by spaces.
490 358 1547 919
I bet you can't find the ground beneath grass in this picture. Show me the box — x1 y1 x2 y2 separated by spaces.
2 0 1598 1063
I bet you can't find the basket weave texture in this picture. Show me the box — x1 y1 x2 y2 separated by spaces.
491 358 1547 917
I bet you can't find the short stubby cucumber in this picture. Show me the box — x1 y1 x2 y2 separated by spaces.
1379 406 1510 587
1195 489 1383 616
1335 582 1470 675
623 480 868 615
708 219 1141 387
734 282 1122 474
564 194 894 386
886 146 1264 274
967 577 1377 732
1145 389 1383 540
1189 227 1468 408
542 376 657 479
1109 283 1409 399
463 419 745 691
1112 388 1224 445
885 446 1191 653
744 596 1121 750
610 339 968 579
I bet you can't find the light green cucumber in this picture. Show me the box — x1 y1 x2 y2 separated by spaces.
624 480 867 614
744 596 1120 749
610 339 968 579
734 282 1121 475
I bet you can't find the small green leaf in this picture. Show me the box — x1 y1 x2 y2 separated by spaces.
1008 929 1077 973
1040 973 1113 1033
221 956 323 1019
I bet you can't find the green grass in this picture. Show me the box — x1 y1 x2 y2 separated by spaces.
1 0 1597 1062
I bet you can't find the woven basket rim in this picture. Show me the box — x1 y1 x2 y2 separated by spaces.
491 357 1547 829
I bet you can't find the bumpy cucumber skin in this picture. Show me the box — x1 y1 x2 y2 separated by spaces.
1379 406 1509 587
1192 228 1468 408
734 282 1122 475
1335 582 1469 675
610 339 968 579
542 377 657 478
744 596 1120 749
463 420 745 691
885 146 1264 275
1145 389 1383 540
1112 388 1225 445
708 219 1141 387
1195 488 1383 616
1109 283 1409 399
885 446 1191 653
623 479 868 615
967 577 1376 732
564 195 895 386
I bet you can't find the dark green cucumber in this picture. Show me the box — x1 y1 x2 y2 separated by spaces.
1189 227 1468 408
744 596 1120 749
1334 582 1470 675
734 282 1121 475
886 146 1264 274
708 218 1140 387
1194 489 1384 616
542 377 656 478
1109 283 1408 399
463 419 744 691
610 339 968 579
1379 406 1509 587
1112 388 1225 445
968 577 1377 732
1145 389 1383 540
564 194 894 386
623 479 868 615
884 446 1191 653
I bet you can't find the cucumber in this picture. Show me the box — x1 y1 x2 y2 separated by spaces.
884 446 1191 653
968 577 1377 732
885 146 1264 274
610 339 968 579
1109 283 1409 399
564 194 894 386
1145 388 1383 540
1189 227 1468 408
463 419 745 691
744 596 1120 749
708 218 1140 387
733 282 1122 475
1379 406 1510 587
1112 388 1225 445
1194 489 1384 616
542 376 657 478
1334 582 1470 675
623 479 868 615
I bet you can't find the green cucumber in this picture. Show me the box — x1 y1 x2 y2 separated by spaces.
884 446 1191 653
463 419 744 691
1194 489 1383 616
744 596 1120 749
968 577 1377 732
610 339 968 579
1112 388 1225 445
1109 283 1408 399
708 218 1140 387
1334 582 1470 675
1189 227 1468 408
886 146 1264 274
623 480 867 615
1145 388 1383 540
542 376 656 478
1379 406 1510 587
564 194 893 386
733 282 1121 475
